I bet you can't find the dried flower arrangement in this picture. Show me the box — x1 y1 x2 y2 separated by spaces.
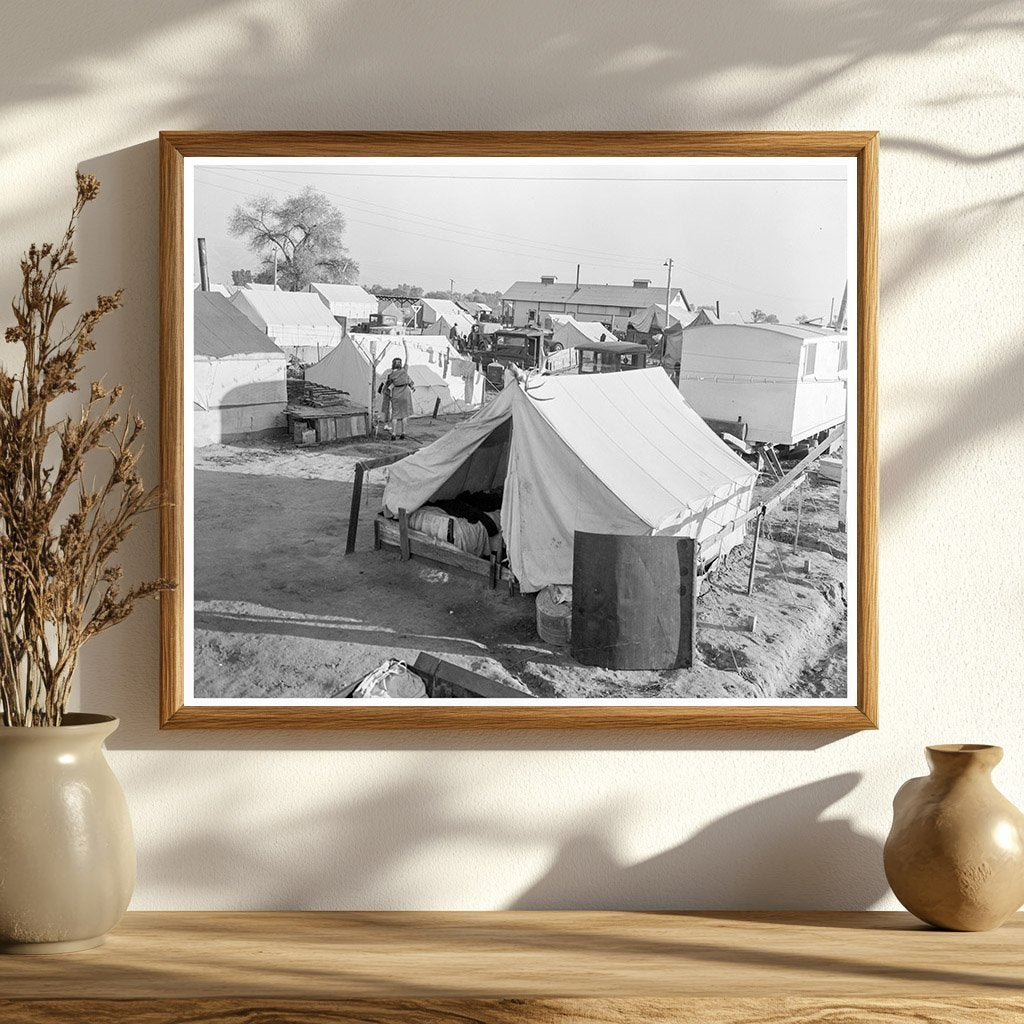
0 174 172 727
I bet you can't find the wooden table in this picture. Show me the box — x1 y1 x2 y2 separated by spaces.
1 911 1022 1022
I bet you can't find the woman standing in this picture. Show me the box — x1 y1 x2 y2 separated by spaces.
383 357 416 439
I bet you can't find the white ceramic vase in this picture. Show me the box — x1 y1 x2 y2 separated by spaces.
0 713 135 953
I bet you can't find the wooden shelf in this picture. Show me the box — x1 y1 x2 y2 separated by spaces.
1 911 1021 1022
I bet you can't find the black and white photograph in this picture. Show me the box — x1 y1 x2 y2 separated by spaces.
179 151 862 711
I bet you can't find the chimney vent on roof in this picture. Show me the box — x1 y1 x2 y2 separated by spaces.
540 275 556 285
633 279 650 288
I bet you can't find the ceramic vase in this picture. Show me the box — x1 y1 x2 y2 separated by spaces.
884 744 1024 931
0 714 135 953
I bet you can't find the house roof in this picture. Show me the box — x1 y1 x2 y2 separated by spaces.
457 299 491 315
230 289 342 329
308 283 377 305
193 292 286 359
504 280 686 309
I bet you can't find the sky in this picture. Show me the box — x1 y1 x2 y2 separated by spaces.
192 157 852 323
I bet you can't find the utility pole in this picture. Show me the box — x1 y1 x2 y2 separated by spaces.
662 258 674 361
197 238 210 291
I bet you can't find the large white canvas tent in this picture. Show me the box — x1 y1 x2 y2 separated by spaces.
677 324 848 444
424 310 476 339
417 297 466 325
550 317 613 350
383 369 757 592
306 333 484 416
307 283 377 326
230 289 343 363
627 301 704 334
193 292 287 446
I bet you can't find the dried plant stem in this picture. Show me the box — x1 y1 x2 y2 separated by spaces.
0 174 173 726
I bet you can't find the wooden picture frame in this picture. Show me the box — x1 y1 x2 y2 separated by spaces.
160 131 878 730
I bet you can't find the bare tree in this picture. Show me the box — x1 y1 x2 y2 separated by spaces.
229 187 359 291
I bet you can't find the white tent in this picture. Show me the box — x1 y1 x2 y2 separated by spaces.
417 297 465 325
424 310 476 339
550 317 613 350
383 369 757 591
307 283 377 325
193 292 287 446
628 301 705 334
230 289 343 363
306 333 484 416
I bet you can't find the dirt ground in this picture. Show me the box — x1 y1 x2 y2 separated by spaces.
193 415 849 700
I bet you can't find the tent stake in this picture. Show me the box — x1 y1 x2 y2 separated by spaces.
793 485 804 554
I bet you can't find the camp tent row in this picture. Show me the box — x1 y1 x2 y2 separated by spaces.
307 333 484 417
382 369 757 592
193 292 287 446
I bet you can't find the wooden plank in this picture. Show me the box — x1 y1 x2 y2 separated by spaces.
345 464 365 555
0 910 1021 1011
398 508 411 561
358 450 414 473
161 130 882 159
4 997 1023 1024
412 653 536 699
377 517 494 578
158 134 186 730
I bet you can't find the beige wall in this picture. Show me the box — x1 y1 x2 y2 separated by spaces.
1 1 1021 910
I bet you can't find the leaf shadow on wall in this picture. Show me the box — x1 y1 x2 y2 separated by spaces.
510 773 887 910
131 761 887 912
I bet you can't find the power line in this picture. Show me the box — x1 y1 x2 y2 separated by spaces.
195 171 817 306
201 167 667 267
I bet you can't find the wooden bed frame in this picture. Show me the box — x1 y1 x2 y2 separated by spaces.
374 513 510 587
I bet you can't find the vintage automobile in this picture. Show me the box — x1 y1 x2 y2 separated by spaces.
545 340 649 375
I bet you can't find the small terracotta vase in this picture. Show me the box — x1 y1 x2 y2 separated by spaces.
884 744 1024 931
0 714 135 953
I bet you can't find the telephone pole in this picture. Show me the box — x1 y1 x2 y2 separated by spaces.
662 258 674 360
197 238 210 292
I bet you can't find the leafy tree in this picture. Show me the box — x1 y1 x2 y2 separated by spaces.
751 308 779 324
230 269 253 286
369 283 423 298
228 187 359 292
